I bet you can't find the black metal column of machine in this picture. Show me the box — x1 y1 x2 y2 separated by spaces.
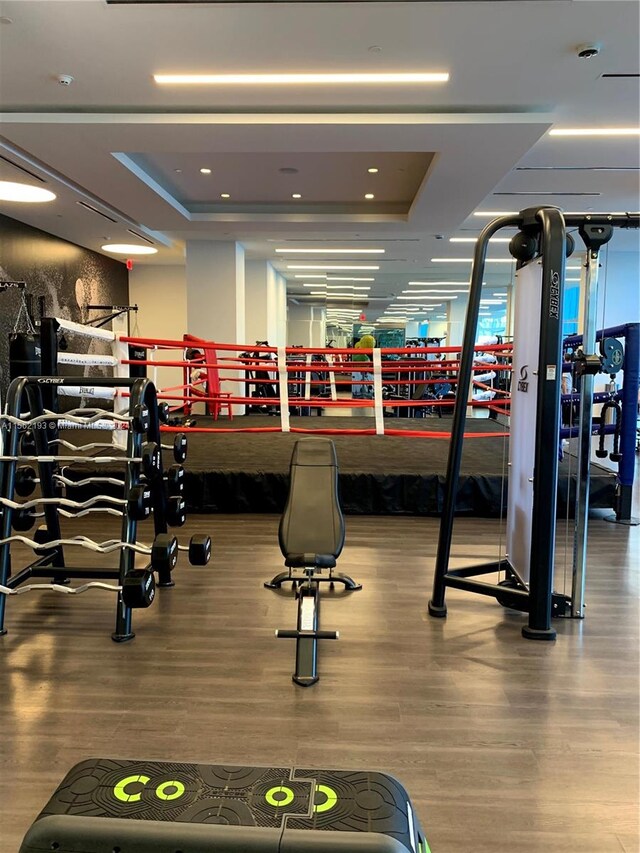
428 208 639 640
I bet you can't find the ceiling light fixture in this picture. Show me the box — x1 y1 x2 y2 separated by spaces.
287 265 380 270
364 193 375 200
0 181 56 203
549 127 640 137
200 168 212 174
101 244 158 256
368 167 379 174
275 248 384 254
403 289 469 294
326 277 376 282
398 295 453 301
154 72 450 86
220 193 230 199
409 281 478 287
295 274 326 279
292 193 302 199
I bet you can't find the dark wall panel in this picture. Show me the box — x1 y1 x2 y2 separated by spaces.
0 214 129 389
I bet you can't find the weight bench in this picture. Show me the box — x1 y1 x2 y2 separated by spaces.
19 759 431 852
265 438 361 686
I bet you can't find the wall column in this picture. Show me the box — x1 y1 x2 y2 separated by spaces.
310 306 326 348
287 303 313 347
186 240 245 412
245 260 288 347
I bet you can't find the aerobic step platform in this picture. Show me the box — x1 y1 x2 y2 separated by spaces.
19 758 431 852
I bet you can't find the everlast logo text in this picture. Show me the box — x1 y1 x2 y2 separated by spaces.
517 365 529 393
549 271 560 319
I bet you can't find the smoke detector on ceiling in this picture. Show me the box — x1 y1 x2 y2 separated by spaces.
57 74 74 86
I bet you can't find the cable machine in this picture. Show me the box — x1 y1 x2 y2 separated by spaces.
428 207 639 640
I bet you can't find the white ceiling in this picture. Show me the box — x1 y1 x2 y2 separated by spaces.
0 0 638 325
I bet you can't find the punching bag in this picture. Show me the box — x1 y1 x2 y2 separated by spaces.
9 333 41 381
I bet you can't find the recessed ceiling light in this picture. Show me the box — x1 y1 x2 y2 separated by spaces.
287 265 380 270
0 181 56 203
292 193 302 199
326 277 375 282
549 127 640 137
398 295 455 301
200 168 212 174
431 257 514 263
154 72 449 86
408 281 476 286
480 299 505 305
403 289 469 294
294 274 326 279
275 248 384 254
174 169 182 174
101 243 158 256
364 193 375 200
368 167 379 174
220 193 231 199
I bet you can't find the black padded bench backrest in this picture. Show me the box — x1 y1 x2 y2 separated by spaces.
279 438 345 569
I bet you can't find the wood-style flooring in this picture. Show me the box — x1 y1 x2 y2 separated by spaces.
0 510 638 852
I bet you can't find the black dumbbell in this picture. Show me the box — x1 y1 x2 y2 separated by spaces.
167 495 187 528
33 525 59 555
150 533 179 573
141 442 161 479
122 569 156 608
20 430 37 456
165 464 185 496
127 484 153 520
15 465 38 497
157 402 170 424
188 535 212 566
132 404 150 434
12 506 37 532
173 433 188 464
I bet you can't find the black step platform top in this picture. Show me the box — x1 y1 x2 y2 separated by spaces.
20 758 431 853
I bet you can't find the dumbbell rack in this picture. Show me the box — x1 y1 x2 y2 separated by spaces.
0 375 173 642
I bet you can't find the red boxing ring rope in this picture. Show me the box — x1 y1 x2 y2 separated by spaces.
118 333 512 439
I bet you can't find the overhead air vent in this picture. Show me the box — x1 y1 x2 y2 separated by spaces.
127 229 155 245
76 201 118 224
516 166 640 172
0 155 46 183
493 191 601 197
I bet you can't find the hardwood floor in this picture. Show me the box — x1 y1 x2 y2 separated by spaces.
0 509 637 852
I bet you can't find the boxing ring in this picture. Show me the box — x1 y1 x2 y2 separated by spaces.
37 321 620 517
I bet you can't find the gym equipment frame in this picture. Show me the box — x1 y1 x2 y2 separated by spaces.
429 207 639 640
266 438 361 686
0 375 172 642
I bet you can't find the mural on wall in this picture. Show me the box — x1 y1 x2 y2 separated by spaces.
0 213 129 391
